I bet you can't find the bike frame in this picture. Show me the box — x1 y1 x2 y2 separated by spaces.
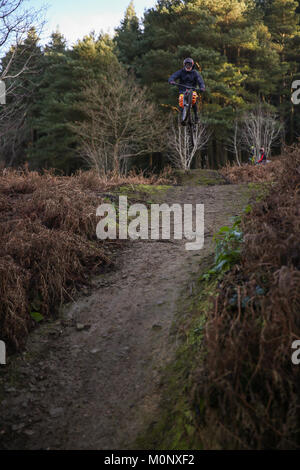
171 83 202 125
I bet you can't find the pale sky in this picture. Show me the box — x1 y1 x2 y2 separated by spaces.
27 0 158 45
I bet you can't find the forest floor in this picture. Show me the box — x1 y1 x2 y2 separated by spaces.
0 170 250 450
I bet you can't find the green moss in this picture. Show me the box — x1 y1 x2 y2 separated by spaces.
173 169 227 186
115 184 172 204
135 184 171 193
118 184 171 195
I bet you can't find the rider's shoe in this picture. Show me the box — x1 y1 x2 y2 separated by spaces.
194 114 199 124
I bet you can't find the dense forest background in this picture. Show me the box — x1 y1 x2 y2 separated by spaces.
1 0 300 173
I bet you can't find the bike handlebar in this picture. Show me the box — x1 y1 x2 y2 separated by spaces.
169 82 203 92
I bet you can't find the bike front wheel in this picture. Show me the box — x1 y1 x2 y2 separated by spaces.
181 91 193 125
181 105 189 125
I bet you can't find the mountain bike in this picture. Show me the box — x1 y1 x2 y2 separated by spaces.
171 83 202 147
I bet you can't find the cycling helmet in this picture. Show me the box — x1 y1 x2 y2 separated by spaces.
183 57 194 67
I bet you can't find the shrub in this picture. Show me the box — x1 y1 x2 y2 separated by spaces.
195 144 300 449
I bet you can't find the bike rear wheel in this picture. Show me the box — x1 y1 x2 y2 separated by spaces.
188 113 197 147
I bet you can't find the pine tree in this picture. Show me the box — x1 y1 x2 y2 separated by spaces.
0 27 43 166
44 29 68 53
136 0 260 166
28 32 121 172
114 1 142 72
123 0 300 166
263 0 300 143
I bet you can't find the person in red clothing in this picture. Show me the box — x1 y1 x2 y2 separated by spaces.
256 147 266 165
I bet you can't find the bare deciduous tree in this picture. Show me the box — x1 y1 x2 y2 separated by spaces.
226 119 242 166
0 0 45 82
72 73 168 174
227 106 284 165
167 115 210 170
0 1 45 166
241 105 283 160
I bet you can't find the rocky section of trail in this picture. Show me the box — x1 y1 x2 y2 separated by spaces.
0 180 249 450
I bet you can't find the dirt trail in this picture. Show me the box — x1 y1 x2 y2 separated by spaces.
0 180 248 450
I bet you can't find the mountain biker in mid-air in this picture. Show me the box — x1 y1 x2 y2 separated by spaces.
168 58 205 123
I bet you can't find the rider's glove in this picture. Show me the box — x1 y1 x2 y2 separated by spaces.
200 87 205 92
170 81 176 85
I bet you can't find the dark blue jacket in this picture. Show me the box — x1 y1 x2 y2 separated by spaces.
168 67 205 94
